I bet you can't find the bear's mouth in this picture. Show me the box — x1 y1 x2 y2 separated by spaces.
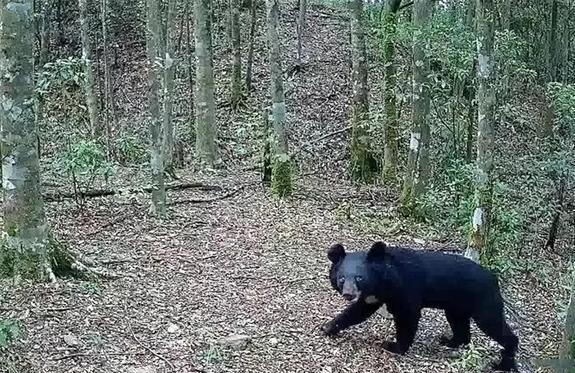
342 291 361 302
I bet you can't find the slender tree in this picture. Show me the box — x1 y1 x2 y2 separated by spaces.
78 0 101 138
163 0 177 173
296 0 307 69
245 0 257 93
349 0 376 183
467 0 495 263
401 0 433 208
266 0 292 197
35 0 51 128
230 0 242 107
561 279 575 360
547 0 559 82
381 0 401 182
146 0 166 216
0 0 51 280
194 0 218 165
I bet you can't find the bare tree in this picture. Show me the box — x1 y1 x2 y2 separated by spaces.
230 0 242 107
401 0 433 208
146 0 166 216
266 0 292 197
296 0 307 69
349 0 376 183
194 0 218 166
467 0 495 263
78 0 101 138
245 0 257 93
0 0 51 280
382 0 401 182
163 0 177 173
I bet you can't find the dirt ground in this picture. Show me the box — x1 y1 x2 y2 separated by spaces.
0 2 566 373
0 171 560 373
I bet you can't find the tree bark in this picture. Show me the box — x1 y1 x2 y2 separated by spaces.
349 0 376 183
296 0 307 69
230 0 242 107
381 0 401 182
561 279 575 359
163 0 177 172
467 0 495 264
146 0 166 216
78 0 101 138
194 0 218 166
266 0 292 197
401 0 432 208
0 0 51 281
547 0 558 82
245 0 257 93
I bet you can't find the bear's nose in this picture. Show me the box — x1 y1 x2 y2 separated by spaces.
342 293 355 301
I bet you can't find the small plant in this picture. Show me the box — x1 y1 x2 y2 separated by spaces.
0 320 22 348
55 139 114 205
114 135 147 165
451 342 488 373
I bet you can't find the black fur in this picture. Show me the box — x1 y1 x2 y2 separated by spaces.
323 241 519 372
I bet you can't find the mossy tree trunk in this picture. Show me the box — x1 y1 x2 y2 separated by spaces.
401 0 432 208
467 0 495 264
78 0 101 138
146 0 166 216
230 0 242 107
163 0 177 173
266 0 292 197
0 0 52 281
349 0 376 183
381 0 401 182
194 0 218 166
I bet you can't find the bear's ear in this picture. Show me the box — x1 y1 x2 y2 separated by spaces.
327 243 346 263
366 241 387 261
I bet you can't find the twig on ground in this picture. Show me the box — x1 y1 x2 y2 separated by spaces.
51 352 147 361
291 126 351 158
124 299 176 372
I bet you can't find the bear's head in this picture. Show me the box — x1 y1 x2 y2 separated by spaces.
327 241 387 302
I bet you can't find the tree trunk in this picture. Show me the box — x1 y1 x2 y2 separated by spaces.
78 0 100 138
266 0 292 197
401 0 432 208
230 0 242 107
185 2 195 134
194 0 218 166
561 279 575 359
467 0 495 264
381 0 401 182
35 0 51 131
163 0 177 172
296 0 307 69
245 0 257 93
349 0 376 183
101 0 116 157
0 0 51 281
547 0 558 82
146 0 166 216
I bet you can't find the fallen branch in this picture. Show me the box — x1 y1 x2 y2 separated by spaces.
44 182 222 202
124 299 175 372
171 181 260 205
292 126 351 158
52 351 147 361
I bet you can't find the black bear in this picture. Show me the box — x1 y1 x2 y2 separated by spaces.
322 241 518 372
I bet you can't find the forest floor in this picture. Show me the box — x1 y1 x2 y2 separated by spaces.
0 2 568 373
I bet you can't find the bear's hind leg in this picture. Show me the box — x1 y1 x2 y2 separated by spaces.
439 311 471 348
473 310 518 372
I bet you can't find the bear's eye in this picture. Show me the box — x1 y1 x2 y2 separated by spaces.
355 275 364 282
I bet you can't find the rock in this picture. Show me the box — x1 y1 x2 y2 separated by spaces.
218 334 251 350
268 337 279 346
127 366 157 373
167 323 180 333
63 334 80 347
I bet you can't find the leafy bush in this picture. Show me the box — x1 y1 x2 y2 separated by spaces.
114 135 147 165
0 320 21 348
55 140 114 204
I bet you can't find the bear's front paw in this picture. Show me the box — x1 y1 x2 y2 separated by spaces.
320 320 339 336
381 341 405 355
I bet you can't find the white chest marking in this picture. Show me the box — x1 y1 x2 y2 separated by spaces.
364 295 379 304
